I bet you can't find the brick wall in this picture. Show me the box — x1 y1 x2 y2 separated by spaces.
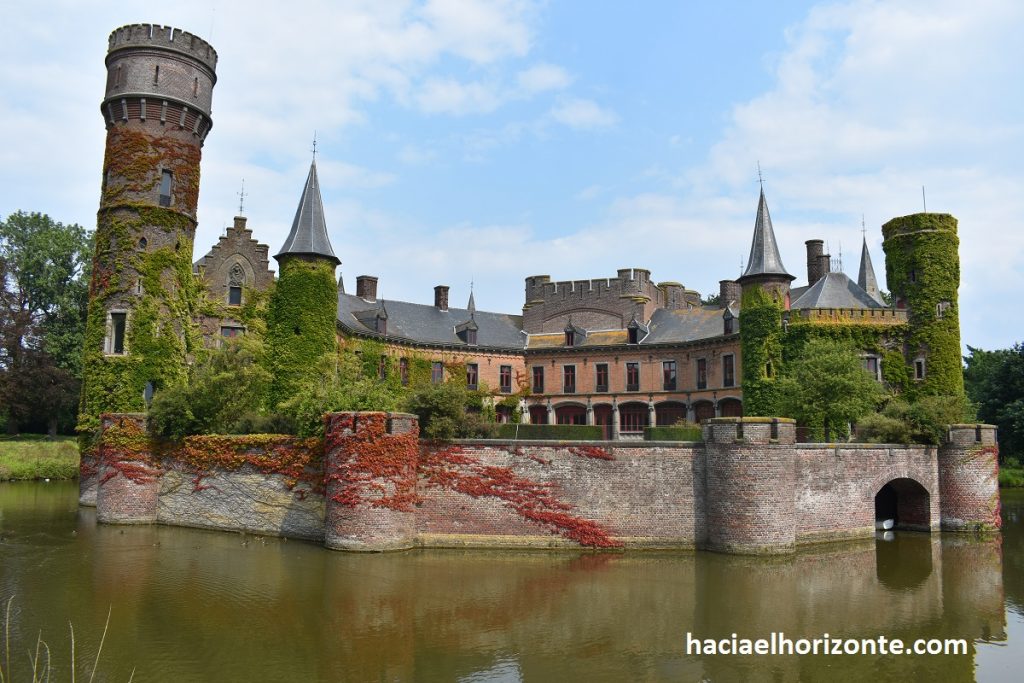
938 424 1000 531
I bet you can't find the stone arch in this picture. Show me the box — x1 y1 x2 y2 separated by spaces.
692 400 715 423
718 397 742 417
224 256 255 287
874 477 932 532
528 405 548 425
618 401 649 436
655 400 688 426
593 403 614 440
554 402 587 425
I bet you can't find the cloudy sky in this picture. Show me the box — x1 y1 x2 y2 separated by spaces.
1 0 1021 351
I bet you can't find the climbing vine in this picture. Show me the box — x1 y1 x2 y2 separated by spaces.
96 416 159 485
882 213 964 399
324 412 419 511
421 443 621 548
174 434 324 494
739 287 784 416
266 256 338 406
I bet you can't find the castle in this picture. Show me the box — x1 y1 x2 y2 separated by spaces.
80 24 963 441
78 24 998 554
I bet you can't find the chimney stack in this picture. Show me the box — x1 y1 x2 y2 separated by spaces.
719 280 741 308
806 240 824 284
356 275 378 301
434 285 449 311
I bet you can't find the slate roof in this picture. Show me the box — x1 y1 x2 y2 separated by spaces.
277 161 341 265
643 307 734 344
337 292 524 349
790 272 886 310
740 189 794 281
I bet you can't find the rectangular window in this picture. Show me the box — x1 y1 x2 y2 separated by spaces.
466 363 479 390
626 362 640 392
228 285 242 306
863 356 880 381
915 358 926 380
379 355 388 380
697 358 707 390
532 366 545 393
565 330 575 347
159 170 172 207
724 317 733 334
466 328 477 345
499 365 512 393
663 360 677 391
220 326 243 338
110 312 127 354
563 365 576 394
595 363 609 392
431 361 444 384
400 358 409 386
723 355 735 388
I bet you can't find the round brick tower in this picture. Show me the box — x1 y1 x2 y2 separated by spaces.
80 25 218 430
882 213 964 398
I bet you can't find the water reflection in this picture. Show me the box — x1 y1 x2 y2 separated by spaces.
0 482 1017 682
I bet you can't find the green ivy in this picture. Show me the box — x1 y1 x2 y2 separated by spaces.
265 256 338 406
882 213 964 399
739 286 784 416
78 206 202 437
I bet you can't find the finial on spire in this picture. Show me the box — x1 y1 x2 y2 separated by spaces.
861 214 866 240
757 161 764 190
237 179 246 216
311 131 318 161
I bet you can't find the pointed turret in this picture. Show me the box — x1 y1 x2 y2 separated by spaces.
276 161 340 266
739 188 794 283
467 289 476 315
857 237 884 305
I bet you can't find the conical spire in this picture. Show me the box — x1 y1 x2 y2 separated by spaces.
467 289 476 315
276 161 341 265
740 188 793 281
857 236 884 305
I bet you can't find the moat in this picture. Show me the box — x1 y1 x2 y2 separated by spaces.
1 481 1022 681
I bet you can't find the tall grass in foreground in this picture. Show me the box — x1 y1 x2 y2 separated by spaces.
0 437 78 481
0 597 131 683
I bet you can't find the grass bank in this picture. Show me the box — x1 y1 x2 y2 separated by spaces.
0 434 79 481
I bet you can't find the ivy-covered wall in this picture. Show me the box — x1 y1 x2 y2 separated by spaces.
739 286 784 416
882 213 964 399
79 123 207 437
266 255 338 405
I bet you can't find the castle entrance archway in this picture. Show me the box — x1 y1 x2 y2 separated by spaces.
874 478 931 531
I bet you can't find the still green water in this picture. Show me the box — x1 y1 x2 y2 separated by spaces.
0 482 1021 682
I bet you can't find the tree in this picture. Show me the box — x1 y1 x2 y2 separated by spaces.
964 344 1024 460
0 212 92 435
776 338 885 441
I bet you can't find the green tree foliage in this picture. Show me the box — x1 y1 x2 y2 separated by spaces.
403 380 493 440
964 344 1024 459
857 395 973 446
776 338 885 441
739 286 784 416
149 336 275 439
0 211 92 435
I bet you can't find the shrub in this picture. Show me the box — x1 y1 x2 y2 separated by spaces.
645 425 702 441
491 424 603 440
856 394 974 446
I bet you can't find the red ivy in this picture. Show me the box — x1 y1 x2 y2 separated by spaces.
324 413 419 512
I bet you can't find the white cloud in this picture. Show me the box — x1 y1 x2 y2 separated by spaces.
548 97 618 129
516 63 571 93
415 77 503 114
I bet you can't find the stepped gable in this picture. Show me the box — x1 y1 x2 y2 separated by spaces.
276 160 340 265
790 272 885 310
337 292 524 350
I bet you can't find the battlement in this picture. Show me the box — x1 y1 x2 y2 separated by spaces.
108 24 218 73
524 268 659 305
786 308 908 325
882 213 958 239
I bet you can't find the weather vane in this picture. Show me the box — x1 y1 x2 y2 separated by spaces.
237 179 246 216
312 131 318 161
757 161 764 189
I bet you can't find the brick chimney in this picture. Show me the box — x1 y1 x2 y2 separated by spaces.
434 285 449 311
806 240 824 284
719 280 741 308
356 275 378 301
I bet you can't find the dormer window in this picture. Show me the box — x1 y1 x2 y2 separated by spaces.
375 316 386 335
467 328 477 345
565 330 575 347
628 327 639 344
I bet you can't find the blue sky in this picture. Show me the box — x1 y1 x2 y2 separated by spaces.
2 0 1022 351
